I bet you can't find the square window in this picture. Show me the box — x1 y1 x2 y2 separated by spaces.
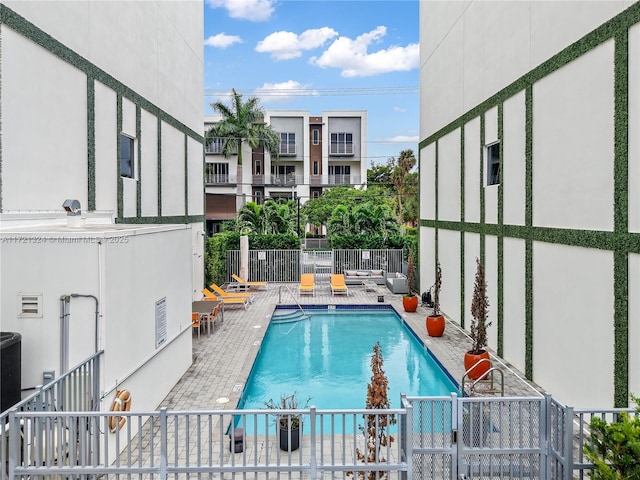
120 134 135 179
486 142 500 186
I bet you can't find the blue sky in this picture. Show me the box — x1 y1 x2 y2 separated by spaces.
203 0 419 167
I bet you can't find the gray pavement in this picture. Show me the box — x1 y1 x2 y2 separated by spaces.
159 281 544 411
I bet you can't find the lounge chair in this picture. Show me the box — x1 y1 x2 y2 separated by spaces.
330 274 349 296
299 273 315 296
231 274 268 290
201 289 249 309
209 283 254 303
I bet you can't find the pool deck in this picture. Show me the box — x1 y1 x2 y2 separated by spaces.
160 282 545 411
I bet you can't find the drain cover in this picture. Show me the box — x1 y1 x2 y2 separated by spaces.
216 397 230 404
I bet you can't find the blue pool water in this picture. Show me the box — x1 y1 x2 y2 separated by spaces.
237 306 457 427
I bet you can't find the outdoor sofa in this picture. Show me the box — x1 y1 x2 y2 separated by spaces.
343 269 386 285
385 272 409 294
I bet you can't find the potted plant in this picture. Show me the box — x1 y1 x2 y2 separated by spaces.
426 262 445 336
464 257 492 380
264 392 310 451
402 250 419 312
583 394 640 479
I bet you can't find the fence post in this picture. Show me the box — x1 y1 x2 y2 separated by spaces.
160 408 168 480
401 393 412 480
7 409 19 480
309 405 317 480
564 403 574 480
542 392 551 480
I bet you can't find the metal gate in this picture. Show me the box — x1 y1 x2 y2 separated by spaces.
405 394 548 479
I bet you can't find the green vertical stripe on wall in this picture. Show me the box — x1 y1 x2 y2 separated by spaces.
87 77 96 211
435 140 439 264
136 106 142 217
525 86 534 380
460 125 466 329
117 95 123 219
497 104 504 356
479 114 485 264
157 118 162 216
613 31 629 407
184 134 189 216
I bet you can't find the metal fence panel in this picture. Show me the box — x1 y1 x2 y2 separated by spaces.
226 249 404 284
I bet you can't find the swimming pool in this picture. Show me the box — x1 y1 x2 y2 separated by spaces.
238 305 458 417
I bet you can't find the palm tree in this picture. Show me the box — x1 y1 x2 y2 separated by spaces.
390 149 416 224
206 89 280 205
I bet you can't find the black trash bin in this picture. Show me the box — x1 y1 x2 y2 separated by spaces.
1 332 22 413
229 427 244 453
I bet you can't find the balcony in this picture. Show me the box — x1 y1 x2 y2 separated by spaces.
268 174 298 186
205 173 237 185
329 143 354 156
309 175 361 186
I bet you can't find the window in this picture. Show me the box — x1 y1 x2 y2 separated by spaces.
330 133 353 155
313 161 319 175
486 142 500 186
205 163 229 183
206 137 224 154
279 132 296 155
254 190 263 204
254 159 262 175
120 134 135 178
312 129 319 145
312 190 320 199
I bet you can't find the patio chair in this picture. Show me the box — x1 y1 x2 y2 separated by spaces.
209 283 255 303
330 274 349 296
201 289 249 309
231 274 268 290
299 273 315 296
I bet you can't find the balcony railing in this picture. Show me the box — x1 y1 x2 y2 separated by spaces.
268 174 301 186
329 143 354 155
309 174 361 186
205 173 236 185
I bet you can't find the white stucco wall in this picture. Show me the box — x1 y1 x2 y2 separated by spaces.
420 1 631 140
502 238 527 374
419 143 436 220
628 23 640 233
438 129 461 223
502 92 527 227
533 244 614 408
95 82 118 213
141 111 160 217
464 118 481 223
1 27 88 211
4 1 204 134
532 41 615 231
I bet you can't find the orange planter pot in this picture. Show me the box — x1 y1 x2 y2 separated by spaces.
426 314 445 337
464 350 491 380
402 295 419 312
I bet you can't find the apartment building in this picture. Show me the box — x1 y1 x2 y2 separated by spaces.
0 1 203 413
419 1 640 409
204 110 367 234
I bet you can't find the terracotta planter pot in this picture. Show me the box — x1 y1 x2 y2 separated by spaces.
402 295 419 312
464 350 491 380
426 314 445 337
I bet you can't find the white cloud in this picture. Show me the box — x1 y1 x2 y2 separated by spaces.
393 106 407 113
385 135 419 143
256 27 338 60
254 81 319 103
204 33 243 48
206 0 275 22
310 26 419 77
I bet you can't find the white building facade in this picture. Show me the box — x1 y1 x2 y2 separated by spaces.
204 110 367 234
419 1 640 408
0 1 204 413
